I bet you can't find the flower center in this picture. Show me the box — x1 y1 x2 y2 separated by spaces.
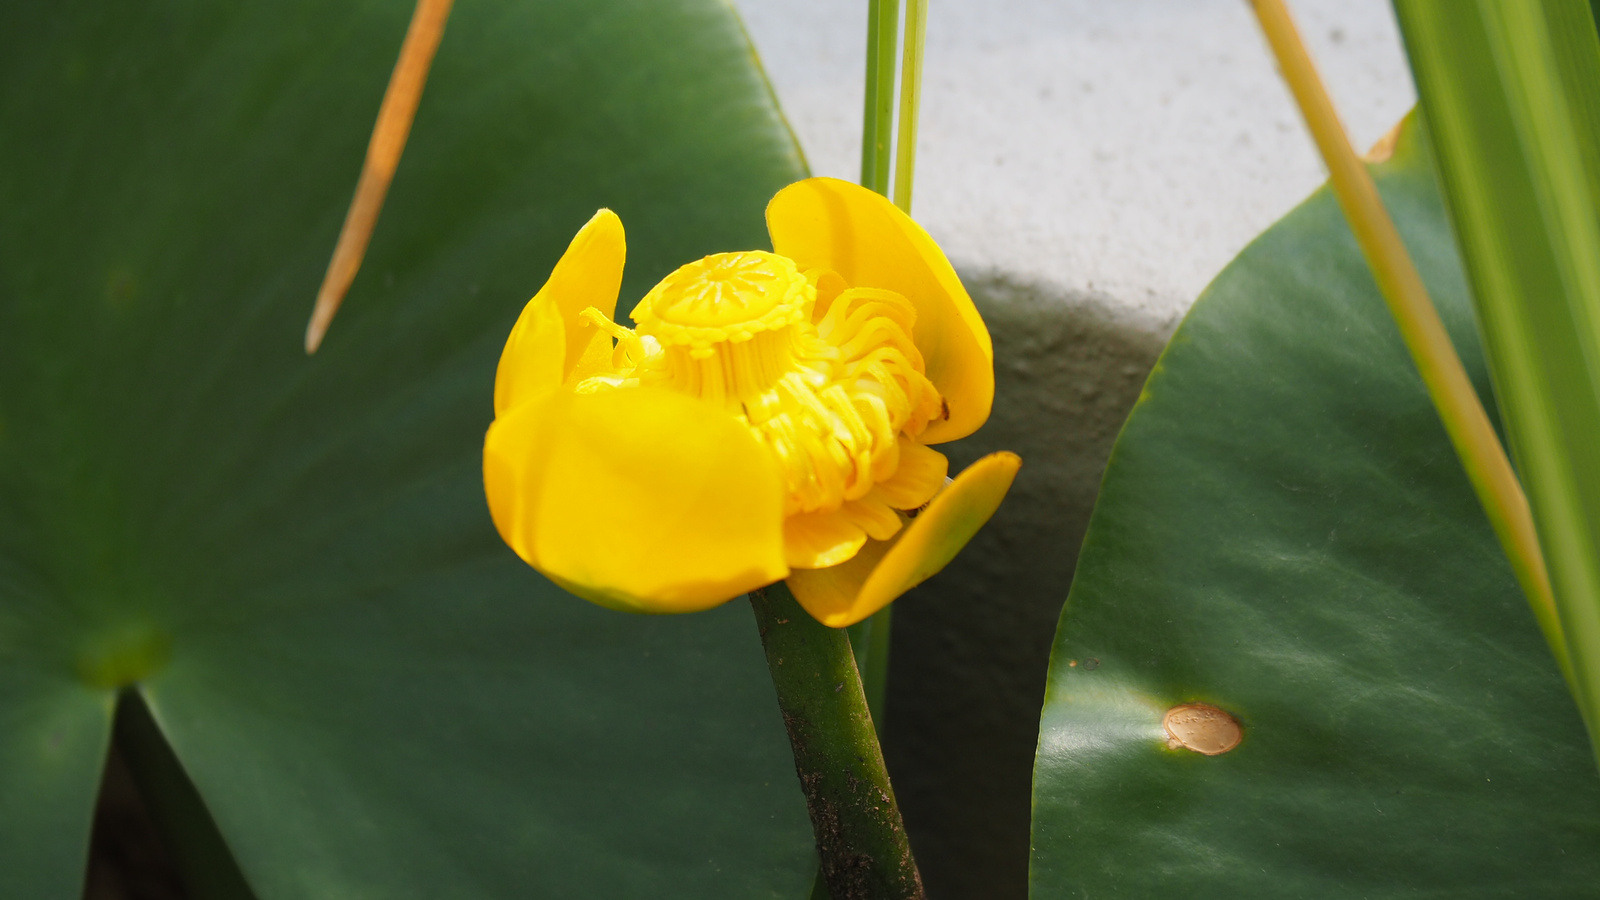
578 251 944 517
633 251 811 361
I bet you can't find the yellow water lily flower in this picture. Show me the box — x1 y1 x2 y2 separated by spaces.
484 177 1019 627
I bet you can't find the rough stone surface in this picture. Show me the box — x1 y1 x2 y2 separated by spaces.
731 2 1419 898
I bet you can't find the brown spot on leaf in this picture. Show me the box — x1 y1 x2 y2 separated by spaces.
1163 703 1242 756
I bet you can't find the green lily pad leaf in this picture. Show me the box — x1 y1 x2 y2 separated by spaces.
1030 117 1600 897
0 1 814 897
0 671 110 898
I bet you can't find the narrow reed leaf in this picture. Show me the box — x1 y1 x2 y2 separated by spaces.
1248 0 1574 689
306 0 454 353
1391 0 1600 754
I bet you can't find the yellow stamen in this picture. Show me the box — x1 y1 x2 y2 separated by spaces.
577 253 944 540
633 251 813 359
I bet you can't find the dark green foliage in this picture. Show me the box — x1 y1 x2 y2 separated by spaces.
0 1 814 897
1031 121 1600 898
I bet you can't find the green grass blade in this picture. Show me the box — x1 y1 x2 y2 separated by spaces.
891 0 927 213
1391 0 1600 756
852 0 904 742
860 0 900 195
851 0 931 743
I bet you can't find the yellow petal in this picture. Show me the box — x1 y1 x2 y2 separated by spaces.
565 327 616 386
494 209 626 415
767 177 993 444
805 267 850 321
784 536 896 627
482 392 559 565
841 495 902 541
787 451 1020 627
484 386 788 613
784 509 868 569
872 439 948 510
493 292 564 417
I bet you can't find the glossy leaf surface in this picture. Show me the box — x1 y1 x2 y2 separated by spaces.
0 1 812 896
1031 122 1600 897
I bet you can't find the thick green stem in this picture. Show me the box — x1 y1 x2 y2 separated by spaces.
847 608 893 734
750 584 923 900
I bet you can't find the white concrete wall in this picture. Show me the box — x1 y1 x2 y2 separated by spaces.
733 0 1417 332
